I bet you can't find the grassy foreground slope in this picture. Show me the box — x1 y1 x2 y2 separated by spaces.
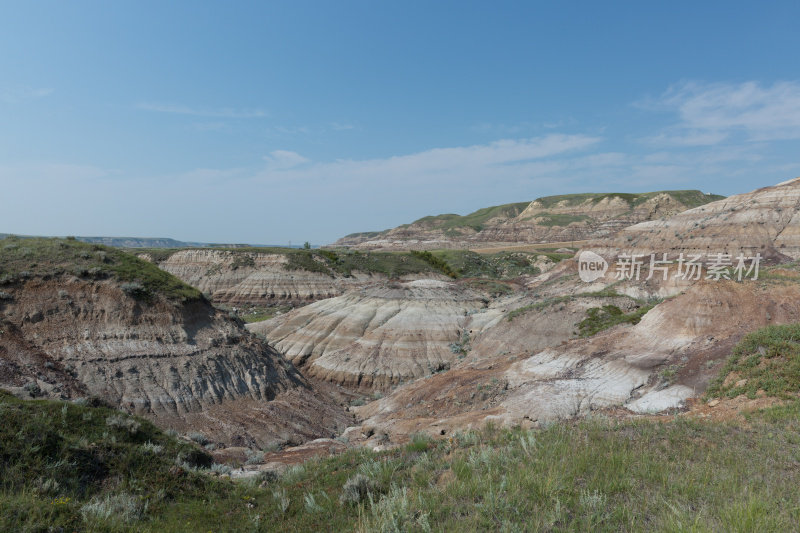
1 386 799 531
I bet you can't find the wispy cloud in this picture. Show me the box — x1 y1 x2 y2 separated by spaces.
251 134 603 188
263 150 310 170
0 85 53 104
137 102 267 118
640 80 800 145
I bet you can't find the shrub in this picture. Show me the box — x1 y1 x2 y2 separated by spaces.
245 449 265 465
80 492 147 524
120 281 148 299
105 415 140 435
141 441 163 454
339 473 378 505
187 431 210 446
22 381 41 397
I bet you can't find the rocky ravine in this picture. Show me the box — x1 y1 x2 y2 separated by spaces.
248 264 644 393
0 275 353 448
334 190 723 250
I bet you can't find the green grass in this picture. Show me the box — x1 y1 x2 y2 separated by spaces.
287 250 438 278
533 213 591 227
706 323 800 400
410 250 459 278
4 389 799 531
408 202 530 233
531 190 724 210
143 246 557 282
506 296 574 321
505 291 638 323
577 304 655 337
0 236 202 302
431 250 544 279
217 305 292 324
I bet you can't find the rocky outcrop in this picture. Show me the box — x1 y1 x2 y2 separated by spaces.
248 280 490 390
152 249 375 306
592 177 800 261
333 190 723 251
0 275 353 447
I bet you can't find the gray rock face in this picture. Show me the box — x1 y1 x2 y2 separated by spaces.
0 276 352 447
249 280 489 390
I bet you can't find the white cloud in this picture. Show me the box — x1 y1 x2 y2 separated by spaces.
249 134 602 188
641 80 800 145
137 102 267 118
263 150 310 170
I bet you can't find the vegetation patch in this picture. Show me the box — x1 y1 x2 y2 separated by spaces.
534 213 591 227
506 296 573 322
409 202 530 232
577 303 655 337
0 237 202 302
3 389 799 531
706 323 800 400
463 279 515 297
409 250 459 278
532 190 724 210
431 250 544 279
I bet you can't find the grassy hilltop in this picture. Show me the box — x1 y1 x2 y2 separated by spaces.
0 236 202 302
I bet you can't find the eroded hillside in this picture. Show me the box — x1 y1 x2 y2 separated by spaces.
333 190 724 250
594 177 800 260
0 237 353 448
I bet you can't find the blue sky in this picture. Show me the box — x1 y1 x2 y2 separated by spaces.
1 1 799 244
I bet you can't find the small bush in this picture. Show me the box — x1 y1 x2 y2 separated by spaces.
187 431 210 446
340 473 378 505
105 415 140 435
210 463 232 475
22 381 41 397
406 433 432 453
245 449 265 465
80 492 147 524
120 281 148 299
141 441 163 454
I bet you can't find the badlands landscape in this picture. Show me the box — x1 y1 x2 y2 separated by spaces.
3 178 800 530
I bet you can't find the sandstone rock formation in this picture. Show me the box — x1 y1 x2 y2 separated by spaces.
333 190 723 251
